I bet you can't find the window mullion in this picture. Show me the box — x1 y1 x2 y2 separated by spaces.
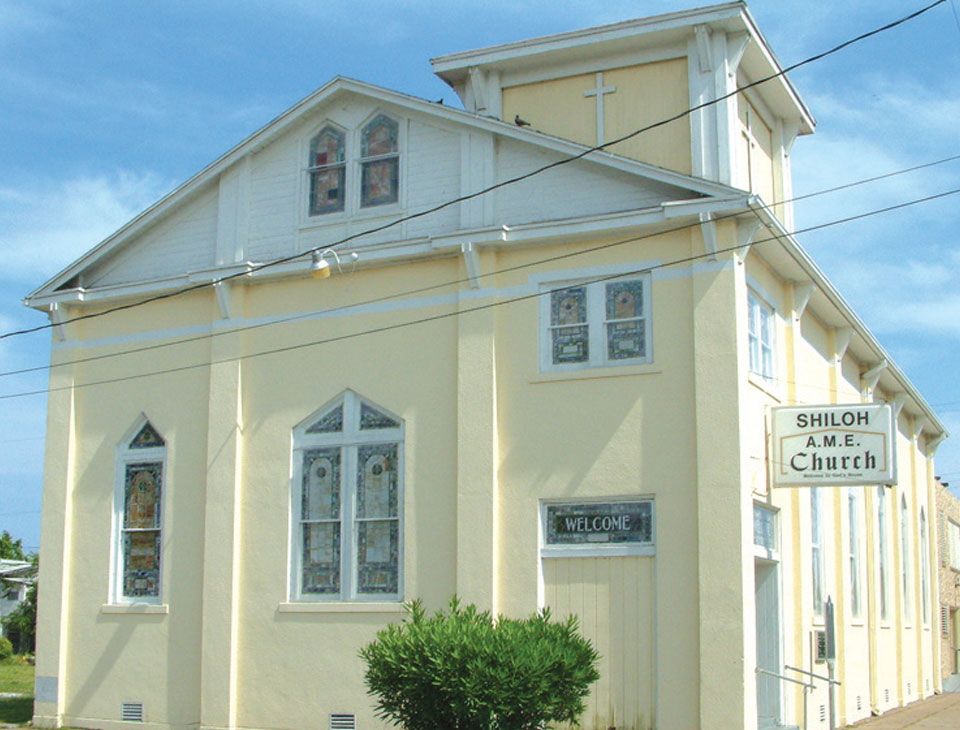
342 444 357 600
588 282 604 366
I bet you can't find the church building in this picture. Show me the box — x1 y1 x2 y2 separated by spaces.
26 4 948 730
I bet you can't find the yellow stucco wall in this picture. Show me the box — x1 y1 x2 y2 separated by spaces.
502 58 692 174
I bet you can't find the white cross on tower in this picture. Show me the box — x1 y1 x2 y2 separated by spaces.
584 71 616 146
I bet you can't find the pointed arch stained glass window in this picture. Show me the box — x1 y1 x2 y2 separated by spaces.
115 418 165 603
292 392 402 601
306 403 343 433
129 421 165 449
360 115 399 207
308 126 346 215
359 403 400 430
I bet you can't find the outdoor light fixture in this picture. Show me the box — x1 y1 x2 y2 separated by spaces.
310 249 359 279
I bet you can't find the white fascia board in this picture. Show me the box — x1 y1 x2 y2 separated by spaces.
661 195 751 218
738 6 816 135
749 202 946 439
430 2 745 80
26 78 739 306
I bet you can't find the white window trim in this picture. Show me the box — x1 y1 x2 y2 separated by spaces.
289 390 404 602
747 288 776 383
877 486 890 623
110 417 167 606
538 272 653 373
901 494 912 623
949 519 960 572
811 487 824 618
539 496 655 559
300 111 406 226
848 489 863 621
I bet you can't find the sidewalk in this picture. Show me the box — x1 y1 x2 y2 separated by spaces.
844 692 960 728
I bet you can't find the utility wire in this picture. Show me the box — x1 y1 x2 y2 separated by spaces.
2 184 958 402
1 0 945 342
2 152 958 381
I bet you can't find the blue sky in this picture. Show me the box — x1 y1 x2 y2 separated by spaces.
1 0 959 551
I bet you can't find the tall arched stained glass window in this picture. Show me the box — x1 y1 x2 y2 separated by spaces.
307 126 346 215
901 495 911 621
359 115 399 207
114 418 166 603
291 391 403 601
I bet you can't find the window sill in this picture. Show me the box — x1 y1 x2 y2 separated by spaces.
532 364 661 384
278 601 407 614
850 620 865 627
299 203 404 232
747 372 782 402
101 603 168 615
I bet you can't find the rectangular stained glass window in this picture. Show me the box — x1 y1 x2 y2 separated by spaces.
122 462 162 598
550 286 588 364
356 444 399 594
544 501 653 546
605 280 645 360
301 448 342 594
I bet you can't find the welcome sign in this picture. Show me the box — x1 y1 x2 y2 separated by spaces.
771 403 896 487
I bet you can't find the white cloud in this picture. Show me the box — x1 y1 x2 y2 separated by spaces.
0 171 173 283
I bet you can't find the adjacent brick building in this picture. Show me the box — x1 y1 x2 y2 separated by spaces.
937 480 960 680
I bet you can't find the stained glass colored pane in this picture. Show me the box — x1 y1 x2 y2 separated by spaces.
361 116 398 157
309 166 345 215
607 320 644 360
357 520 399 594
551 287 586 326
124 463 162 529
301 523 340 594
606 281 642 320
360 403 400 430
545 501 653 546
123 530 160 597
310 128 345 167
552 326 588 364
357 444 398 519
361 158 399 207
302 448 340 520
306 404 343 434
129 422 164 449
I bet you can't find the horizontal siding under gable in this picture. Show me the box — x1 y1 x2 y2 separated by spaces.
403 119 461 239
493 138 683 226
84 183 219 287
247 128 301 262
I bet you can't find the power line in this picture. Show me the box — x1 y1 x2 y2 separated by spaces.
2 184 958 402
1 0 945 342
3 152 957 381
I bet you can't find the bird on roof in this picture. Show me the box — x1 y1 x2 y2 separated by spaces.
514 114 531 127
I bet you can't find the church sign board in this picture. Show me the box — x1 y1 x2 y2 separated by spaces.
772 403 895 487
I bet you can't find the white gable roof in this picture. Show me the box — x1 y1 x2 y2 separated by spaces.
25 76 743 306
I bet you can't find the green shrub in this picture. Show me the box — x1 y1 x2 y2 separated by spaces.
0 636 13 660
360 597 600 730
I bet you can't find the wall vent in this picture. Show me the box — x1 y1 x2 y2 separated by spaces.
926 679 931 692
942 606 950 636
330 714 356 730
856 695 862 712
885 688 890 704
907 681 911 695
819 704 826 723
121 702 144 722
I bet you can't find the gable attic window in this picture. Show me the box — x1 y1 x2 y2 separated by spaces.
360 114 400 207
113 419 166 603
291 391 403 601
539 274 651 372
308 126 346 215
